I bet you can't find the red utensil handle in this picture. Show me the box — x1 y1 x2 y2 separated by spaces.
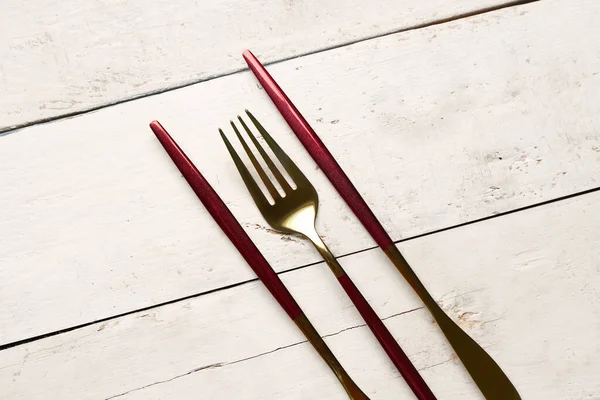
243 50 394 250
149 120 302 319
243 50 438 400
337 274 436 400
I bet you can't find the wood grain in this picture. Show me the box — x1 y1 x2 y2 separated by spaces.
1 0 599 346
1 191 598 399
0 0 521 132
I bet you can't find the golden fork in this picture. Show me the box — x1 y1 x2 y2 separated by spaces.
220 112 369 399
220 111 437 400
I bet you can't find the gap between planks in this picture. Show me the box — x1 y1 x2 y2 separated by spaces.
1 183 597 353
0 0 539 136
103 306 426 400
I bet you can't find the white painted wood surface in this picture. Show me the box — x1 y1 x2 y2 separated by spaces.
0 0 520 132
2 0 600 398
1 191 599 399
2 0 600 347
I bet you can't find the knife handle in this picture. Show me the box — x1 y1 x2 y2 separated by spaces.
243 49 394 250
384 246 521 400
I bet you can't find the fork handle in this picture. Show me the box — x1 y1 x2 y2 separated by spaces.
308 234 437 400
384 245 521 400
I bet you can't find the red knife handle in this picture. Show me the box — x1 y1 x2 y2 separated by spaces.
243 50 394 250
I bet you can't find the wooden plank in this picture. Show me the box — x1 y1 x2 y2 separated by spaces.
1 0 600 346
0 0 522 132
1 191 599 399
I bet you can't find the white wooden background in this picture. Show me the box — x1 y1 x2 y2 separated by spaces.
1 0 599 398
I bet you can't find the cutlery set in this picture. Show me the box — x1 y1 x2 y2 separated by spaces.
150 51 520 399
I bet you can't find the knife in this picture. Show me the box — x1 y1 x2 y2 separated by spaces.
242 49 521 400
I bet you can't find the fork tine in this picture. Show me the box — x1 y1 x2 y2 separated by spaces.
219 129 271 208
238 116 293 194
245 110 310 187
230 121 280 200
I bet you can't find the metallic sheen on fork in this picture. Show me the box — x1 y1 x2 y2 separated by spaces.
221 111 437 400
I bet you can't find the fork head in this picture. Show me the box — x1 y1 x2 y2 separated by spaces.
220 110 319 237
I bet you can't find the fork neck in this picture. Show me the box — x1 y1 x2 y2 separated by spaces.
303 229 345 278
